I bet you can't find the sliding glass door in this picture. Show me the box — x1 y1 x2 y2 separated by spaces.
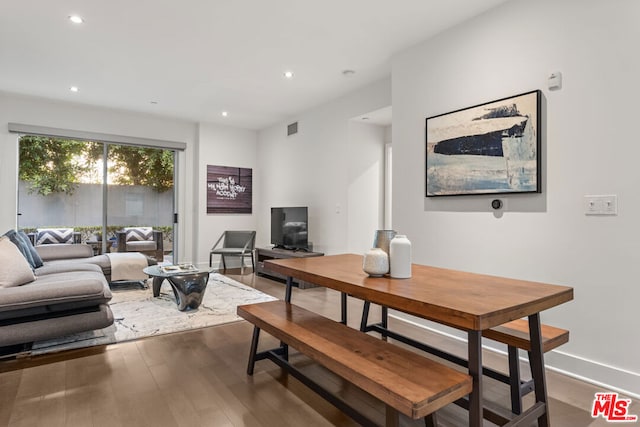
105 144 174 261
17 136 105 247
17 135 175 262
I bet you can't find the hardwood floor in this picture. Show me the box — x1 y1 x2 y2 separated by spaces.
0 272 635 426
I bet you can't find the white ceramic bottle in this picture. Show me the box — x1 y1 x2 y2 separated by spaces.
389 235 411 278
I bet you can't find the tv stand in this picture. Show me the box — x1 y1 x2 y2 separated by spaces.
272 245 309 252
255 247 324 289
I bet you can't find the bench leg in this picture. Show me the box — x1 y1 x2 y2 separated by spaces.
508 345 523 414
425 413 438 427
221 254 226 271
341 292 348 324
247 326 261 375
385 405 400 427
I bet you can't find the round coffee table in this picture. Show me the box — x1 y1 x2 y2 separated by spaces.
143 265 211 311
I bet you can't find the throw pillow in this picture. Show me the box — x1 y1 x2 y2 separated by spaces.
3 229 35 268
124 227 153 242
0 236 36 288
18 230 44 268
36 228 74 245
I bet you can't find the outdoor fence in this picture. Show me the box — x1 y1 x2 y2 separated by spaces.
18 181 174 248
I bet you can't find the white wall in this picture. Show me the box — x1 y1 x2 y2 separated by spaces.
195 122 258 268
392 0 640 396
0 92 198 261
347 121 386 253
257 78 391 254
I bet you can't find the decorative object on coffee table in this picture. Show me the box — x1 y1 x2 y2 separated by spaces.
143 265 211 311
362 247 389 277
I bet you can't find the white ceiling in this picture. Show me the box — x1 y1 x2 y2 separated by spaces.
0 0 511 130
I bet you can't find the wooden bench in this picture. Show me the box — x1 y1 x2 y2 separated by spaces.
360 301 569 416
483 319 569 414
238 300 472 427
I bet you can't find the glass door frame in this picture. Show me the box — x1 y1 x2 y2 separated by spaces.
15 129 180 260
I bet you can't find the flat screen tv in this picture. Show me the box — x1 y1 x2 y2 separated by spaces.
271 207 308 250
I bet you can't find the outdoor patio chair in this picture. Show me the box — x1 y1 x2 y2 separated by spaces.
209 230 256 275
116 227 164 261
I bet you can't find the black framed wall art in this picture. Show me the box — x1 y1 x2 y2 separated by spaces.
426 90 541 197
206 165 252 213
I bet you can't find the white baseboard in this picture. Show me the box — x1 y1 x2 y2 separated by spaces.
544 350 640 400
388 313 640 400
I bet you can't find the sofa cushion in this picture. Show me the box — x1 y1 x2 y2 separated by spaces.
36 228 75 245
3 229 38 268
0 236 36 288
0 304 114 347
0 270 111 313
35 262 104 276
41 254 110 271
18 230 44 268
35 243 94 261
125 240 157 251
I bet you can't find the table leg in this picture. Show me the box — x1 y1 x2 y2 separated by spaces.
282 276 293 359
247 326 261 375
152 277 164 297
468 330 483 427
381 306 388 341
529 313 550 426
167 272 210 311
285 276 293 303
341 292 347 324
360 301 370 331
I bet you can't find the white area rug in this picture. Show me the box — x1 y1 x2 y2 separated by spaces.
31 273 277 355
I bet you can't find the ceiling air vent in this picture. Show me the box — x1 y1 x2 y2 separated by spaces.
287 122 298 136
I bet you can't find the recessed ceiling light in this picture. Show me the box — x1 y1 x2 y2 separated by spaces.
283 71 294 79
221 111 228 117
69 15 84 24
342 69 356 76
69 86 79 92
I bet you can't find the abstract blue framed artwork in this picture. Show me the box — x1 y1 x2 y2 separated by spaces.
426 90 541 197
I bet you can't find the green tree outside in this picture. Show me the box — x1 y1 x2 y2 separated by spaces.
18 136 96 196
106 146 174 193
19 136 174 196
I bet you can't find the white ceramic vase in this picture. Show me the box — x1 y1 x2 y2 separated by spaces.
389 235 411 278
362 248 389 277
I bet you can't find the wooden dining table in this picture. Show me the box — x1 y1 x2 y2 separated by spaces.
264 253 574 427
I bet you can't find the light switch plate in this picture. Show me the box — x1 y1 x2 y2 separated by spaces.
584 195 617 215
